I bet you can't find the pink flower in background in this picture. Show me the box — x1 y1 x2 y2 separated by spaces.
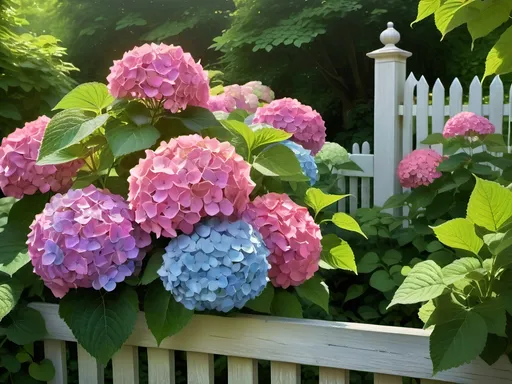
128 134 255 238
243 193 322 288
443 112 495 138
0 116 84 199
27 186 151 298
253 98 326 155
207 84 259 114
107 43 210 112
397 149 444 188
243 81 275 103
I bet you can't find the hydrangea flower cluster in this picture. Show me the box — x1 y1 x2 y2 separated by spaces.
107 43 209 113
443 112 495 138
315 142 350 169
158 218 270 312
244 81 275 103
397 149 444 188
279 140 318 185
243 193 322 288
128 134 255 238
253 98 326 155
0 116 84 199
207 84 259 114
27 185 151 298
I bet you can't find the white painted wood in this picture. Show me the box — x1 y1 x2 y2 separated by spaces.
431 79 445 154
468 76 483 115
349 143 359 215
416 76 429 149
78 345 104 384
399 103 511 117
319 367 349 384
228 356 258 383
339 154 374 177
448 78 463 117
422 380 448 384
489 76 504 134
374 373 402 384
361 142 371 208
31 303 512 383
337 173 347 213
271 361 300 384
402 73 417 157
508 83 512 153
44 340 67 384
112 346 139 384
187 352 214 384
147 348 175 384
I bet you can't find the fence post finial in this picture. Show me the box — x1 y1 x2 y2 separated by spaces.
380 22 400 46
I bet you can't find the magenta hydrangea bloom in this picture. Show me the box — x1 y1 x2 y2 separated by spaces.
27 185 151 298
0 116 84 199
397 149 444 188
107 43 210 113
243 81 275 103
253 98 326 155
128 134 255 238
443 112 495 138
243 193 322 288
207 84 259 114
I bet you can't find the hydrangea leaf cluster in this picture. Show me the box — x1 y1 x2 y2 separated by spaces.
315 142 350 169
0 116 84 199
243 193 322 288
107 43 209 113
279 140 318 185
158 218 270 312
397 149 444 188
253 98 326 155
27 185 151 298
128 134 255 238
443 112 495 138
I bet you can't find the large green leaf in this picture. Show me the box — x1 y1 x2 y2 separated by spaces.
271 291 303 318
140 250 164 286
467 177 512 232
369 270 397 293
59 287 138 365
331 212 367 238
37 109 109 165
252 128 291 151
418 300 436 325
252 144 308 181
6 307 47 345
413 0 441 25
105 121 160 157
295 276 329 314
144 281 193 345
424 294 467 329
473 298 506 336
165 106 221 132
434 0 478 37
441 258 482 285
0 252 30 276
389 261 446 307
0 274 23 321
430 311 487 373
357 252 381 273
485 25 512 78
324 240 357 273
245 284 274 314
344 284 365 303
220 120 255 158
467 0 512 43
304 188 350 217
53 82 114 113
431 218 483 255
28 359 55 382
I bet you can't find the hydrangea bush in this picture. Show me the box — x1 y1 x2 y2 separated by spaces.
0 43 362 365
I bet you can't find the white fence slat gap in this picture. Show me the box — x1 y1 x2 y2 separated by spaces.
337 175 347 212
349 143 360 215
271 361 301 384
468 76 483 114
361 142 371 208
147 348 175 384
431 79 445 154
508 84 512 152
402 73 417 157
449 78 463 117
112 346 139 384
228 357 258 383
77 345 104 384
187 352 214 384
44 340 67 384
319 367 350 384
489 76 504 134
416 76 429 149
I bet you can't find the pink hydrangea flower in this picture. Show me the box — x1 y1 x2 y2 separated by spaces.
253 98 326 155
397 149 444 188
0 116 84 199
243 81 275 103
107 43 210 113
443 112 495 138
243 193 322 288
27 186 151 298
128 134 255 238
207 84 259 114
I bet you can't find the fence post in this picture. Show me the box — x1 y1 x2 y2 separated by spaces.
367 22 411 207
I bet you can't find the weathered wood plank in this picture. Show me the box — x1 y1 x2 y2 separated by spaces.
78 345 104 384
228 356 258 383
112 346 139 384
44 340 67 384
271 361 300 384
319 367 349 384
187 352 214 384
147 348 175 384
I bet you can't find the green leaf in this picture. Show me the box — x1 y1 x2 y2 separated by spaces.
53 82 114 113
1 354 21 373
480 334 508 365
421 132 446 145
6 307 47 345
0 103 21 121
485 25 512 78
382 192 410 210
431 218 483 255
358 305 380 320
434 0 475 37
0 251 30 277
467 1 512 43
408 186 436 210
220 120 255 157
357 252 381 273
0 275 23 321
425 294 467 328
467 177 512 232
344 284 365 303
326 241 357 273
37 110 109 165
441 258 482 285
413 0 441 25
389 261 445 307
370 270 397 292
252 128 291 151
382 249 402 266
59 286 138 365
28 359 55 382
331 212 367 239
253 144 308 181
430 311 487 374
144 281 193 345
437 152 470 172
295 276 329 314
426 240 444 253
473 298 506 336
418 300 436 325
140 250 164 286
271 291 303 319
245 284 274 314
304 188 350 217
166 106 221 132
227 109 249 122
105 121 160 157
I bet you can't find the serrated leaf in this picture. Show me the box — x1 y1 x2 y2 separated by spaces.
331 212 367 238
271 291 303 318
418 300 435 325
105 121 160 157
144 281 193 345
295 276 329 313
28 359 55 381
6 307 47 345
485 25 512 78
53 82 114 112
369 270 397 292
432 218 483 255
413 0 441 25
245 284 274 314
467 1 512 43
59 287 138 365
140 250 164 285
389 261 445 307
0 251 30 277
480 334 508 365
0 275 23 321
220 120 255 158
253 144 308 181
326 241 357 273
442 258 482 285
473 298 506 336
304 188 350 217
252 128 291 150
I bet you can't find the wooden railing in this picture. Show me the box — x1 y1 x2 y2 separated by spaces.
31 303 512 384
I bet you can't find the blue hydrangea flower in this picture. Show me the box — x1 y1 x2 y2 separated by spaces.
280 140 318 185
158 218 270 312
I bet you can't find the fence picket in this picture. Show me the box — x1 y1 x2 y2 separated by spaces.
402 73 417 157
449 78 463 117
77 345 104 384
187 352 214 384
489 76 504 134
271 361 300 384
319 367 350 383
468 76 483 114
416 76 429 149
431 79 445 154
228 357 258 383
112 346 139 384
508 83 512 152
147 348 175 384
374 373 403 384
361 142 371 208
349 143 360 214
337 174 347 212
44 340 67 384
